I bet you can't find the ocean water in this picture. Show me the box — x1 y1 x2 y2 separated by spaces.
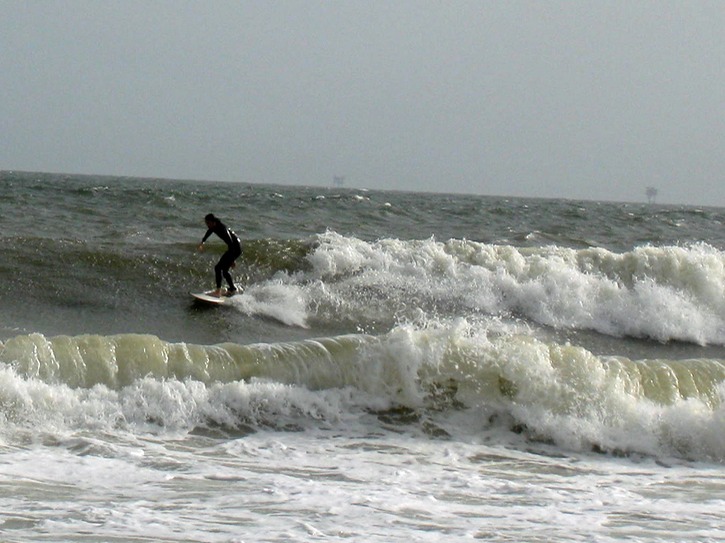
1 171 724 542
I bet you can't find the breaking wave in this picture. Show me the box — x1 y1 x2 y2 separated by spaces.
2 323 725 461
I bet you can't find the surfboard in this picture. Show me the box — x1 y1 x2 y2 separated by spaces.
191 291 232 305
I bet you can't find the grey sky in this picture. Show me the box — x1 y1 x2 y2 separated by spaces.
2 1 723 205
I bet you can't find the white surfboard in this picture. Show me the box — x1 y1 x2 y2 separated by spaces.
190 291 232 305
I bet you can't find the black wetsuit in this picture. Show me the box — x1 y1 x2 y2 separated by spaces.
201 221 242 290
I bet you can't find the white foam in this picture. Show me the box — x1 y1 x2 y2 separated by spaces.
299 233 725 344
1 395 722 542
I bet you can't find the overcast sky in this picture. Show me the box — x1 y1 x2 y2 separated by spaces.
1 1 723 205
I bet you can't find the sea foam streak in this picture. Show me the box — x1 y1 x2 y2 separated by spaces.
2 324 725 461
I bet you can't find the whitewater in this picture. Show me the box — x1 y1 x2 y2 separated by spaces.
1 171 724 542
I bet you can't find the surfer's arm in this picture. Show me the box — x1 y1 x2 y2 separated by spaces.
199 228 214 250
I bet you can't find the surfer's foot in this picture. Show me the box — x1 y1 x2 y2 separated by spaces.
224 287 238 297
209 289 222 297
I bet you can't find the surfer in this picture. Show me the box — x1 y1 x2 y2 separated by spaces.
198 213 242 297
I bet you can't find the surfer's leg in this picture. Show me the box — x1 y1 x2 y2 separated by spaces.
225 246 242 291
222 268 235 290
214 258 226 289
216 250 238 291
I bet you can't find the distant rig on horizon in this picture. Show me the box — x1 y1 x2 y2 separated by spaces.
646 186 658 204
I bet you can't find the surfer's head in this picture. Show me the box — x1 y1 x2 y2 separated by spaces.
204 213 218 227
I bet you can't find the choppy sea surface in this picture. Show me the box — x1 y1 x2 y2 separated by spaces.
1 171 724 542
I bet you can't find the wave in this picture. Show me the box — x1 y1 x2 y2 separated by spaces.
1 324 725 461
296 233 725 344
5 229 725 344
